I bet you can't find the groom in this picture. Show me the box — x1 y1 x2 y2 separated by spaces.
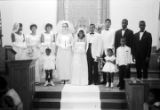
86 24 102 85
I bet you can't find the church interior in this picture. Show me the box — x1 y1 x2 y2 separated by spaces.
0 0 160 110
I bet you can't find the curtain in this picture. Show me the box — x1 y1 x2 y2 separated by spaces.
101 0 110 23
57 0 65 23
56 0 110 24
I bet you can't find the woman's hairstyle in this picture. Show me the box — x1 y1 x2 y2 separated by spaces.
30 24 37 30
45 23 53 30
107 48 113 54
45 48 51 53
62 22 69 27
19 23 23 27
78 30 85 39
105 18 111 23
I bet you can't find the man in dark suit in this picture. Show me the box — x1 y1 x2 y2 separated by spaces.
114 19 134 87
133 20 152 79
114 19 134 53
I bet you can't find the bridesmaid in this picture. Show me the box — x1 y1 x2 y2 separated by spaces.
26 24 41 83
56 21 74 84
11 23 27 60
40 23 56 55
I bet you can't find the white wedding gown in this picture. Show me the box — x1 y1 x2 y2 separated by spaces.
71 41 88 85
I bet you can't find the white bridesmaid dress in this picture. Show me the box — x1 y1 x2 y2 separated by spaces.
26 34 41 82
12 33 27 60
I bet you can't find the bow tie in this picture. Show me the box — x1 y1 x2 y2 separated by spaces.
90 33 94 35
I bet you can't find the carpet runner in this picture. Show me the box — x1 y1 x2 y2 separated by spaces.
33 84 127 110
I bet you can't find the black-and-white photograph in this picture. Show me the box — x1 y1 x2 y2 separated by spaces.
0 0 160 110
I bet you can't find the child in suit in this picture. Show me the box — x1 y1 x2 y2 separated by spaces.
116 37 132 90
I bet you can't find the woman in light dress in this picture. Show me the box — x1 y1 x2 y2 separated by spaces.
11 23 27 60
26 24 41 83
41 23 56 55
71 28 88 85
56 21 74 84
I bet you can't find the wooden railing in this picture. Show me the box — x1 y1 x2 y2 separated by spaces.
125 78 160 110
7 60 36 110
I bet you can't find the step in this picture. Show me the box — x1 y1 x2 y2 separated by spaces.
33 108 128 110
35 91 126 99
33 98 127 109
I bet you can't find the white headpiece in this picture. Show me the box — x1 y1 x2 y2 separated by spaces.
56 20 75 34
12 22 19 33
75 27 87 41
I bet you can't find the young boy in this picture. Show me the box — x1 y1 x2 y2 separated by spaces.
116 37 132 90
43 48 56 86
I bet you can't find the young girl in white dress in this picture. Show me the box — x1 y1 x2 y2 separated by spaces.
26 24 41 83
11 23 27 60
71 29 88 86
102 48 118 87
43 48 56 86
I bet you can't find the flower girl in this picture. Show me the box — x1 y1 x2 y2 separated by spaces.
102 48 118 87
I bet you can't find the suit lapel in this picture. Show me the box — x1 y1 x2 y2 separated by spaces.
138 32 140 41
141 31 146 40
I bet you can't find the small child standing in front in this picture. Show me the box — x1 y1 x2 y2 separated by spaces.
116 37 132 90
43 48 56 86
102 48 118 88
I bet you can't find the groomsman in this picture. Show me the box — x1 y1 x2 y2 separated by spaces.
86 24 102 85
114 19 134 86
114 19 134 53
133 21 152 79
101 19 115 84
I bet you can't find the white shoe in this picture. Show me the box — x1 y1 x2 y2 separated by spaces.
44 81 48 86
106 82 109 87
50 81 55 86
110 83 114 88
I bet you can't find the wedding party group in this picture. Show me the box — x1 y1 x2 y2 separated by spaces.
11 18 152 90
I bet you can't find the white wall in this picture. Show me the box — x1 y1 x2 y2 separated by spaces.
0 0 57 46
0 0 159 47
110 0 159 47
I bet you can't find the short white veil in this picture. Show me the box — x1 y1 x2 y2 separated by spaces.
12 22 19 33
56 20 75 34
75 27 87 41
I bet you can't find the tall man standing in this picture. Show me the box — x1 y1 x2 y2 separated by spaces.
114 19 134 86
86 24 102 85
133 21 152 79
101 19 115 84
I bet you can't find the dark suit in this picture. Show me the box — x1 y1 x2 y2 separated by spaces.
114 29 134 53
133 31 152 79
114 28 133 78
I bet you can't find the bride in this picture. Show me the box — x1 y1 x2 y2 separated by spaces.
56 20 74 84
71 28 88 86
